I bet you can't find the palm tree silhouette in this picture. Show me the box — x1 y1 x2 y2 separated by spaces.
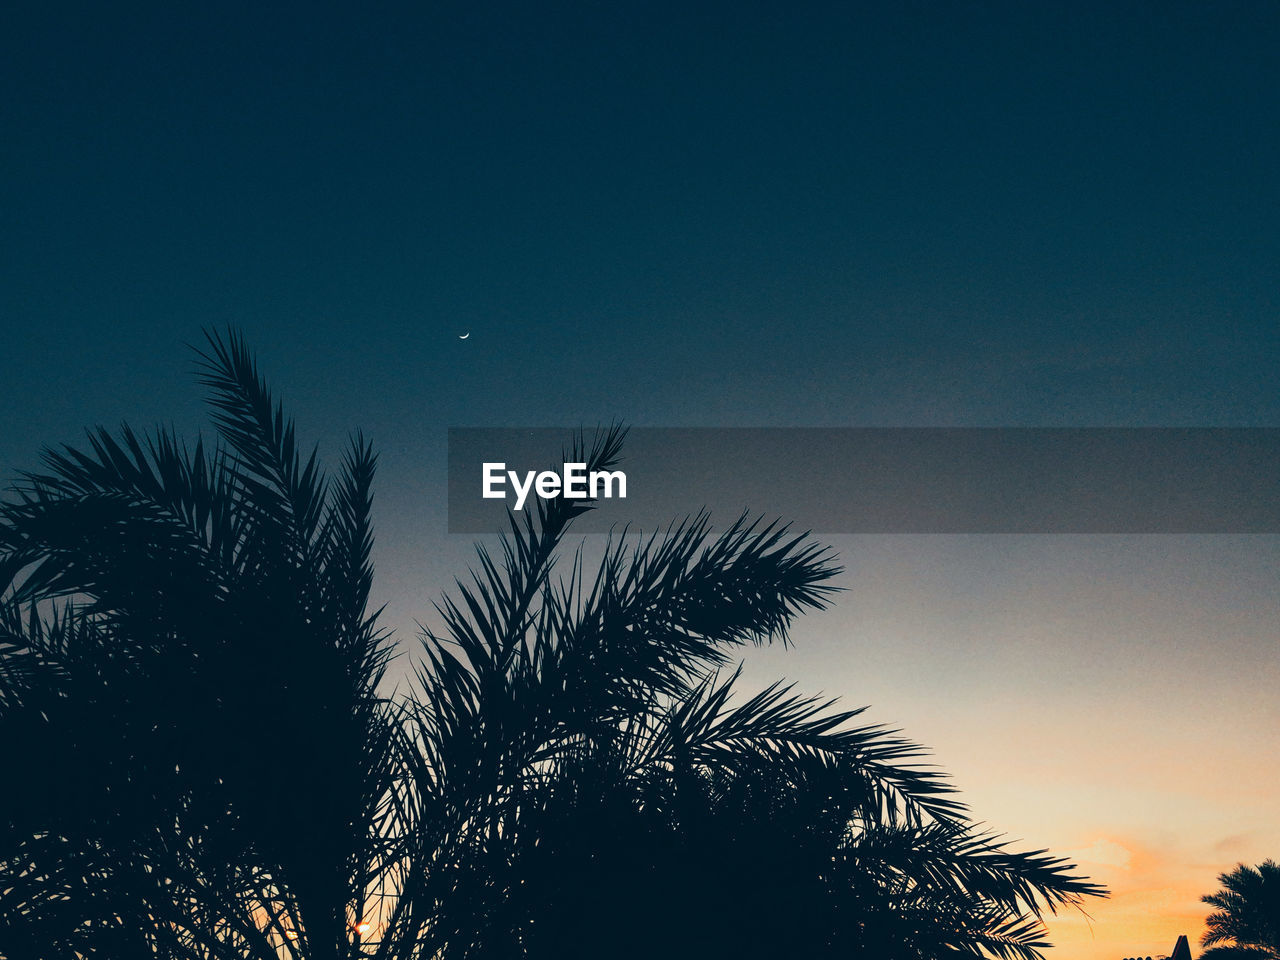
399 501 1104 960
1 331 398 959
1199 861 1280 960
1 331 1104 959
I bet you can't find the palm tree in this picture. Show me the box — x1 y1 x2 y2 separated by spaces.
398 497 1105 960
1200 861 1280 960
1 330 1105 959
0 330 400 959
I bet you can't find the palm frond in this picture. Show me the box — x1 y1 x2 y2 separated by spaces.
2 335 1106 960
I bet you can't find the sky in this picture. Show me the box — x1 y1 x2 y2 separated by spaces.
3 2 1279 957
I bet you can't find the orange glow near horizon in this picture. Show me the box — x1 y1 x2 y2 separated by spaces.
1043 835 1220 959
726 533 1280 960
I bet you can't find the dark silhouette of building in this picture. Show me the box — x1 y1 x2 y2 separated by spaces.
1123 933 1194 960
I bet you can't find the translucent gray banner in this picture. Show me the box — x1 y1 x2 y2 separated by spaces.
447 428 1280 534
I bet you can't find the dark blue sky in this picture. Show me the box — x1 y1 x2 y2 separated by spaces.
7 0 1279 638
4 1 1278 461
5 0 1278 587
3 1 1279 589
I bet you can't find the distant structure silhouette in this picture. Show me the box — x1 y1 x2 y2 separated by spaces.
1123 933 1194 960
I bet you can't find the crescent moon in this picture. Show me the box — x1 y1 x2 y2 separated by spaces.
459 333 470 340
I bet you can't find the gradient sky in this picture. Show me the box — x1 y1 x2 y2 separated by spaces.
4 3 1279 957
